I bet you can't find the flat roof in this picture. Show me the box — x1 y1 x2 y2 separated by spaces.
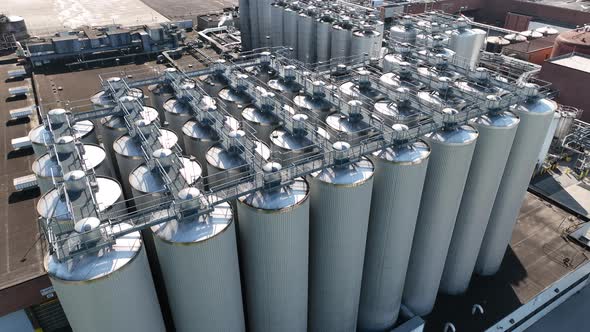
425 192 589 331
549 54 590 74
504 36 556 54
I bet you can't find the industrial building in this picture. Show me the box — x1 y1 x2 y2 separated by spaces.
0 1 590 332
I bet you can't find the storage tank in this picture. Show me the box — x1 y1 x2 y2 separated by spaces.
270 2 285 47
150 188 245 332
245 53 278 83
91 76 144 118
0 15 29 40
241 102 281 144
163 97 195 148
30 109 98 157
237 162 310 332
114 124 178 198
351 25 381 60
440 97 520 295
520 30 543 40
331 17 352 60
239 0 252 50
316 14 335 63
308 142 374 332
129 150 202 208
258 0 272 47
283 3 300 55
267 66 302 100
205 130 271 190
339 69 383 101
554 108 576 141
37 172 124 234
298 7 317 63
45 220 165 332
485 36 510 53
403 110 478 315
293 81 334 124
326 100 372 144
218 73 252 119
504 33 527 44
199 60 229 96
380 69 425 91
358 124 430 331
390 16 417 44
33 138 112 194
373 87 421 126
248 0 260 48
269 114 317 165
535 26 559 37
476 84 556 276
147 69 177 122
448 19 486 69
537 111 561 169
101 97 159 178
551 27 590 58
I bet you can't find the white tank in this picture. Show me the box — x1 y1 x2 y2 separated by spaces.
448 20 487 69
554 109 576 141
283 4 300 54
101 104 159 179
308 142 374 332
267 73 302 100
351 26 382 60
205 130 271 190
33 142 112 194
199 61 229 96
182 116 240 178
237 163 310 332
29 109 97 157
91 78 144 128
45 222 165 332
248 0 260 48
147 81 174 122
297 8 316 63
520 30 543 40
269 114 321 165
440 105 520 295
129 155 201 209
241 104 281 144
37 175 124 233
390 17 417 44
403 115 478 316
537 111 561 168
218 85 252 119
331 18 352 60
270 2 284 47
316 14 334 63
476 85 556 276
326 100 372 144
293 81 334 124
373 87 421 126
358 127 430 331
114 128 178 199
151 188 245 331
163 98 193 147
338 70 383 101
239 0 252 50
245 58 278 84
258 0 272 47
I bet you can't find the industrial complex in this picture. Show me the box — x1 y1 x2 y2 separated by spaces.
1 1 590 332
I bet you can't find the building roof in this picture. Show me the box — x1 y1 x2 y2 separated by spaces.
549 53 590 74
504 36 556 54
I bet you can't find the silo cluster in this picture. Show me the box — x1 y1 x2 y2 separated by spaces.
241 0 384 63
30 11 560 332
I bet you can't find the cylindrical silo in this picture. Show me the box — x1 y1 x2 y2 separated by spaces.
269 114 316 165
205 130 271 190
239 0 252 50
373 87 421 126
331 17 352 60
536 111 561 169
267 66 302 100
338 70 383 101
326 100 372 144
114 126 178 199
440 99 520 295
30 109 97 157
316 14 334 63
150 188 245 332
163 97 194 147
270 2 285 47
351 25 381 60
390 16 417 44
91 76 144 120
248 0 260 48
147 79 174 123
101 101 159 179
358 125 430 331
45 221 165 332
520 30 543 40
33 138 112 194
242 103 281 144
237 162 310 332
129 151 201 208
476 84 556 276
258 0 272 47
297 7 316 63
485 36 510 53
504 33 527 44
218 75 252 119
199 60 229 96
403 111 478 316
37 172 124 233
308 142 374 332
293 81 334 124
283 3 300 55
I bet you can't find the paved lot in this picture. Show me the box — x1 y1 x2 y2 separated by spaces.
0 0 168 35
140 0 237 20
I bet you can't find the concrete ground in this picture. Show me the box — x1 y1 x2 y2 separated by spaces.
139 0 237 20
0 0 168 35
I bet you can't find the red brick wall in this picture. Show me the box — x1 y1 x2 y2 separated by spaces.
539 61 590 122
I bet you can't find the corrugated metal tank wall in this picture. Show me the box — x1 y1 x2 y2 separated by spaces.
403 122 478 316
270 2 284 46
476 89 557 276
45 223 165 332
358 137 430 331
308 146 374 332
151 191 245 332
237 176 310 332
440 108 520 295
240 0 252 50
